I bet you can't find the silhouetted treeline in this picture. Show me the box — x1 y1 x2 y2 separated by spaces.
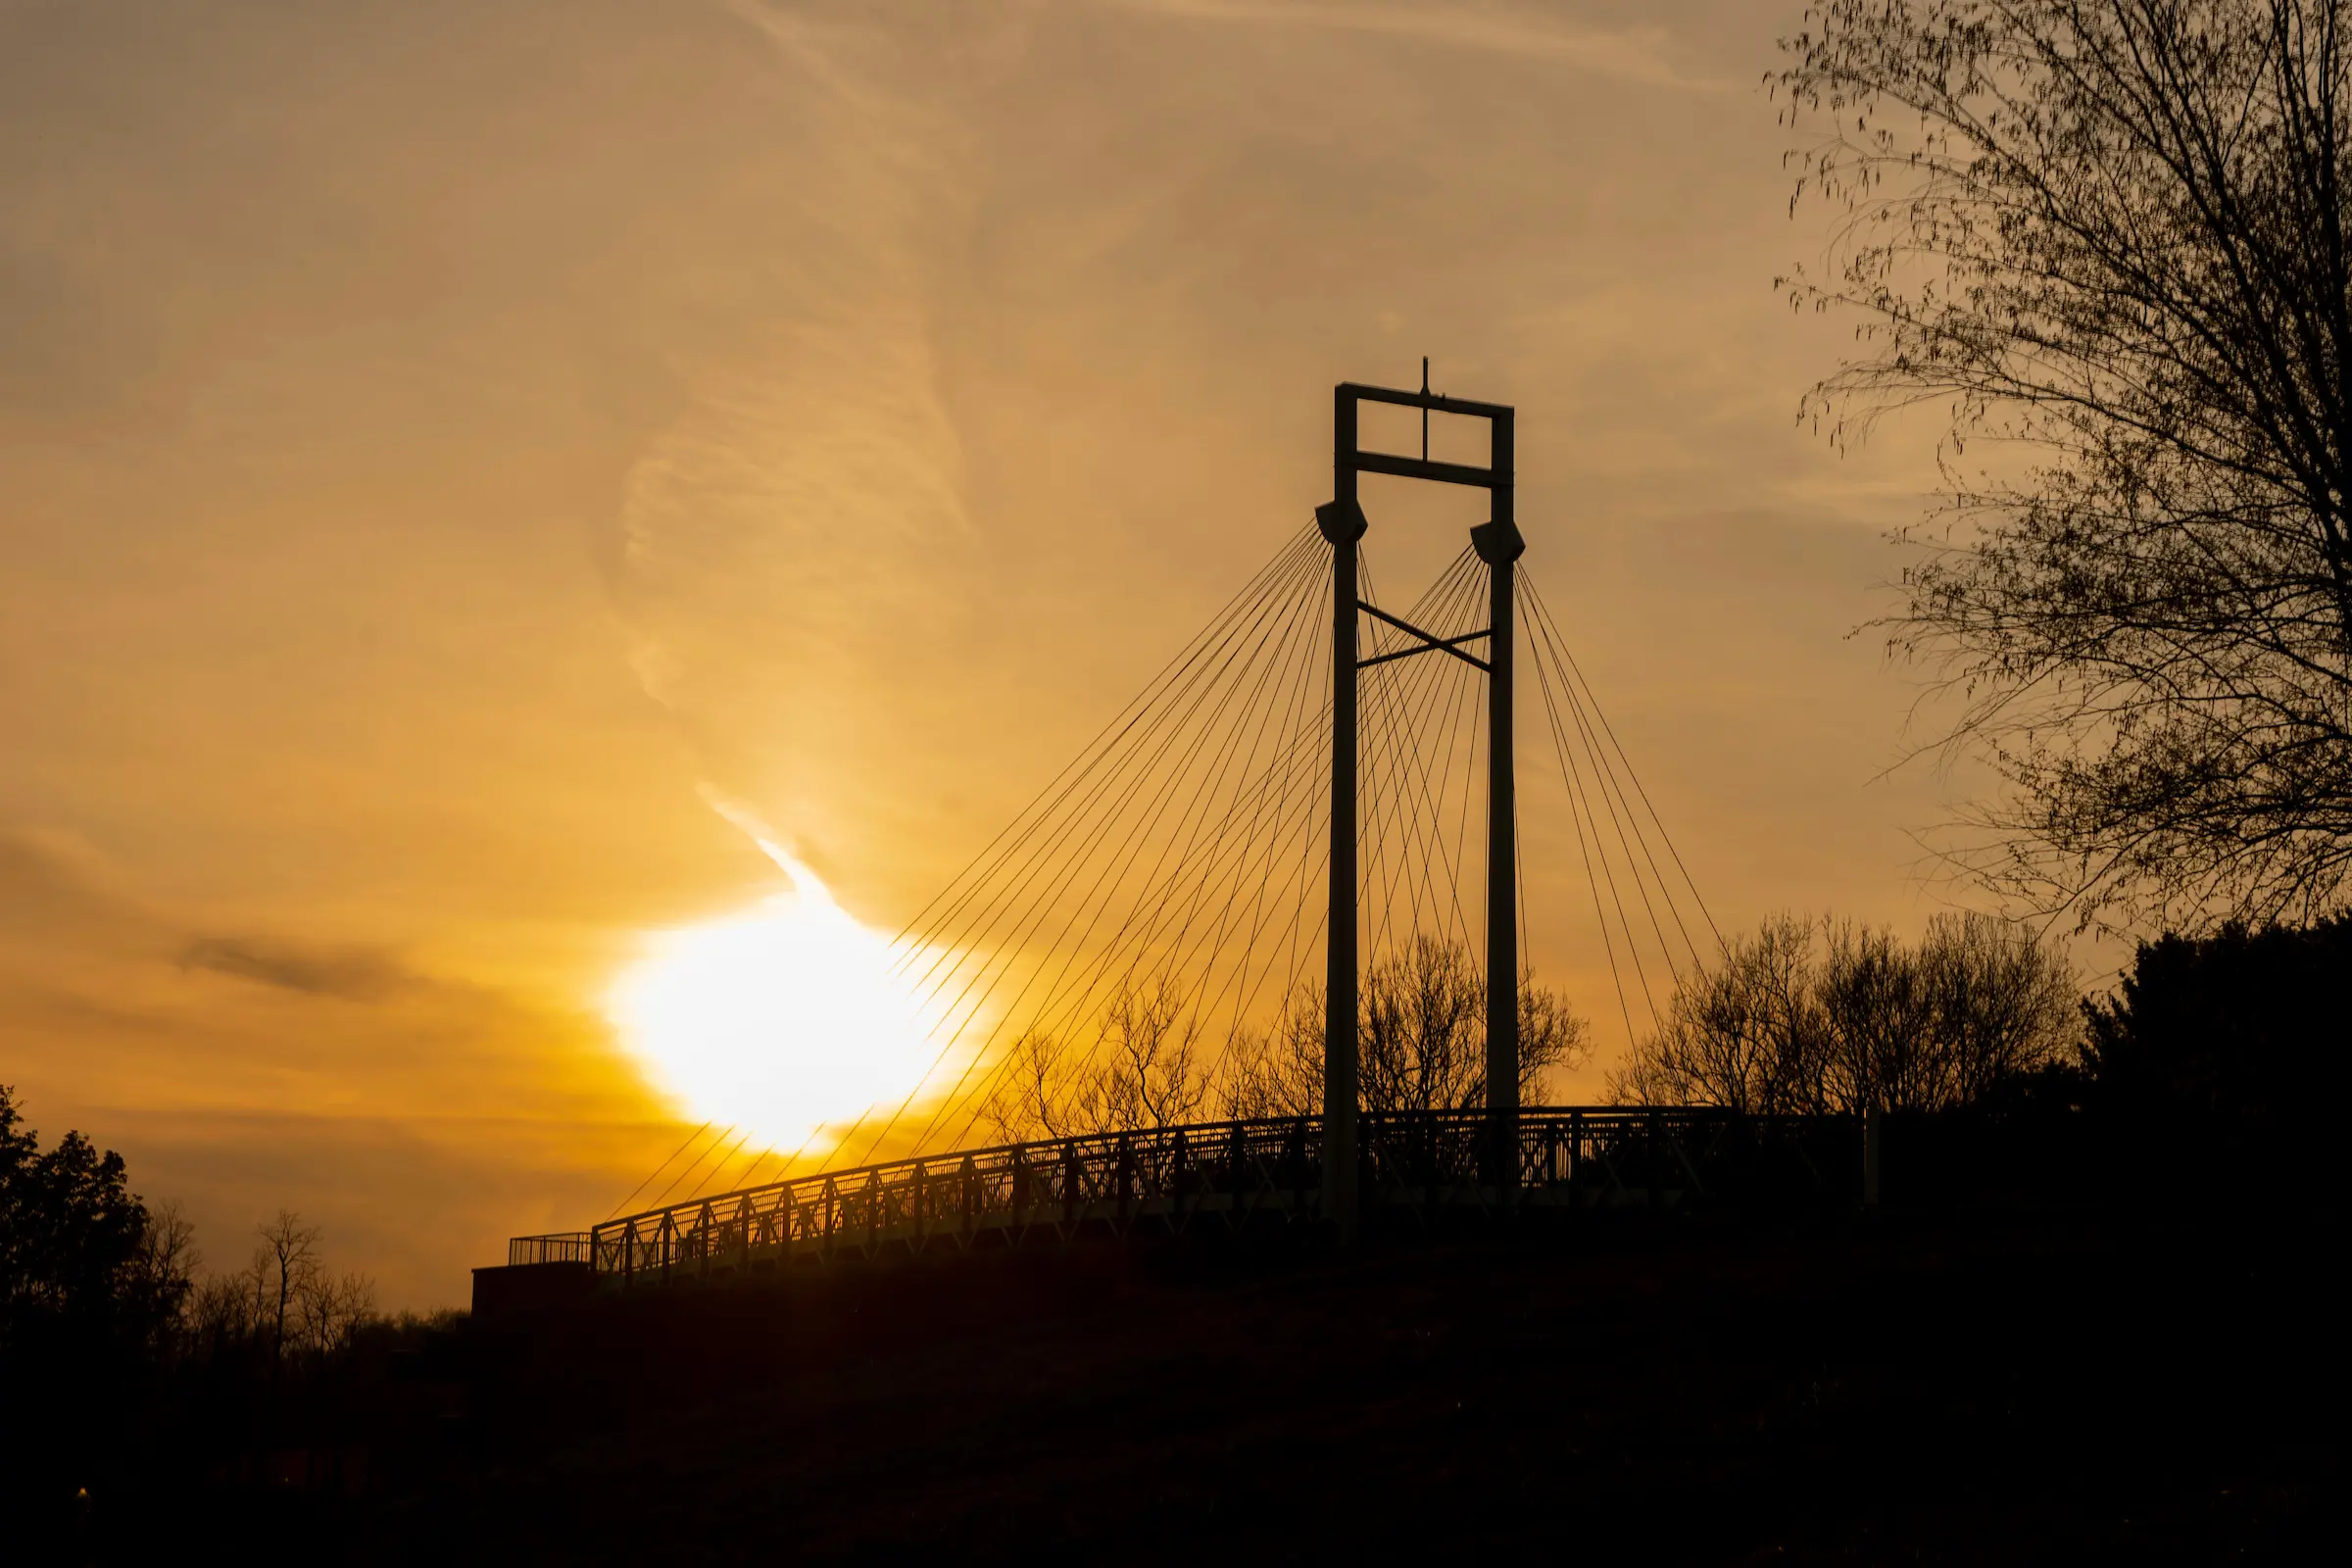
1 1085 454 1548
2 1085 188 1525
1606 911 2350 1204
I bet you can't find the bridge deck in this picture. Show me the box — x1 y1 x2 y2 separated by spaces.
509 1107 1856 1283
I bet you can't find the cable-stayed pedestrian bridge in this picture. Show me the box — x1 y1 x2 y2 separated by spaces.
497 375 1794 1296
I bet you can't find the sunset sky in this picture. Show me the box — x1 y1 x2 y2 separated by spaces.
1 0 2049 1305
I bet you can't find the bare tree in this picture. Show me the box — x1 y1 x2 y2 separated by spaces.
1919 910 2086 1102
1215 989 1326 1120
1362 934 1487 1111
1517 983 1593 1105
255 1210 320 1373
1612 912 2079 1113
1222 939 1590 1118
1096 980 1212 1131
124 1199 200 1353
982 979 1216 1142
1781 0 2352 930
983 1028 1096 1144
1819 920 1938 1112
295 1267 378 1359
1607 914 1826 1113
181 1209 376 1367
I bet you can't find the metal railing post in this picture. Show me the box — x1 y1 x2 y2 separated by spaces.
1645 1112 1661 1210
1570 1109 1584 1200
912 1161 928 1250
1228 1121 1248 1216
1116 1135 1136 1229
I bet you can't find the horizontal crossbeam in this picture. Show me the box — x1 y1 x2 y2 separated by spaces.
1357 599 1492 671
1337 382 1513 492
1339 381 1515 420
1350 450 1498 490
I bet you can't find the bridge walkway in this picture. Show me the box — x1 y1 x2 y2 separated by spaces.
506 1107 1856 1287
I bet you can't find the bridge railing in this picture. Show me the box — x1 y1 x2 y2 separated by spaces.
510 1107 1855 1283
575 1114 1331 1283
508 1232 592 1266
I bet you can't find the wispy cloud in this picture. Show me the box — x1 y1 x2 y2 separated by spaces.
614 3 1020 868
0 828 149 938
178 936 411 1002
1106 0 1725 90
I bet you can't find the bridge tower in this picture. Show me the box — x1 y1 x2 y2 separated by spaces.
1316 376 1522 1241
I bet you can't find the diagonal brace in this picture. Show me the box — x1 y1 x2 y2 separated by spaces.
1356 599 1492 671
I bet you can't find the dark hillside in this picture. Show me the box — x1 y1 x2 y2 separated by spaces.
184 1206 2340 1564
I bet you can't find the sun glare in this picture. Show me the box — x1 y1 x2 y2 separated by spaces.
608 838 941 1160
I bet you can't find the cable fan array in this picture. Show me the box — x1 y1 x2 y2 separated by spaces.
610 525 1722 1212
1520 568 1724 1045
860 524 1342 1164
874 533 1515 1162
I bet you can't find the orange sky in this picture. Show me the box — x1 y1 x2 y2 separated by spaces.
0 0 2065 1305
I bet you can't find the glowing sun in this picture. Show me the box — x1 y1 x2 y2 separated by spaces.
608 835 941 1160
